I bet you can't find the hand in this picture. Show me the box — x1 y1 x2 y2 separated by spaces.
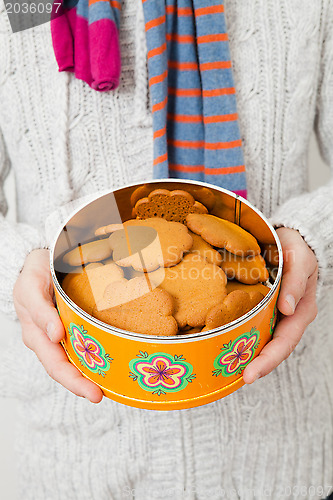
243 227 318 384
13 249 103 403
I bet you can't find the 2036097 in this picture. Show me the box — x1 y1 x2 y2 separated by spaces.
5 1 58 14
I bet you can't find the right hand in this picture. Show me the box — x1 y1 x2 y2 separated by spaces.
13 249 103 403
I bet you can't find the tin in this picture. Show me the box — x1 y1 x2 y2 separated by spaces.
50 180 282 410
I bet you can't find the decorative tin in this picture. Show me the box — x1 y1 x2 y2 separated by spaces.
51 180 282 410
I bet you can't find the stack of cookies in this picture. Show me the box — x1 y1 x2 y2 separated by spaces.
62 187 276 337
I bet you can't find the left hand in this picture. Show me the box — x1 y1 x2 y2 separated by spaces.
243 227 318 384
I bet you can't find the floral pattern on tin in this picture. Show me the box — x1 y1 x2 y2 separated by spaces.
269 306 277 336
213 328 260 377
68 323 112 377
129 351 195 396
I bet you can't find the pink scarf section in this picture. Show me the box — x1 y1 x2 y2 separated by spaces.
51 0 121 92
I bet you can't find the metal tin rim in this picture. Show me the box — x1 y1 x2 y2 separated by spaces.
50 179 283 342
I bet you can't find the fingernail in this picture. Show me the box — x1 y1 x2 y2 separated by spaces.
285 294 296 314
46 322 56 341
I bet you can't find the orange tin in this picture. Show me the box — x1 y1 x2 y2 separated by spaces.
50 180 282 410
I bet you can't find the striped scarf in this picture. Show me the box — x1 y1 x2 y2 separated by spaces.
143 0 247 197
51 0 247 196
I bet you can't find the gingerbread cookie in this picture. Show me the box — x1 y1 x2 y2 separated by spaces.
92 277 178 336
186 213 261 256
62 262 124 315
62 267 94 315
63 238 112 267
226 280 271 296
178 326 202 335
210 196 236 223
62 268 96 315
211 197 275 245
85 262 125 303
202 289 264 331
239 206 276 245
130 184 216 211
109 218 193 272
186 186 216 211
189 231 222 266
130 184 151 207
95 223 123 237
96 275 153 309
122 267 146 280
133 189 208 223
220 249 269 284
148 253 227 328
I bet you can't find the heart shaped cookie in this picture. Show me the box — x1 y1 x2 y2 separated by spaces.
92 276 178 336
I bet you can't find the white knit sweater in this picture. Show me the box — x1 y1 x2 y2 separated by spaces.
0 1 333 499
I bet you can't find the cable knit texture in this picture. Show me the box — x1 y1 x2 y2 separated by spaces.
0 1 333 499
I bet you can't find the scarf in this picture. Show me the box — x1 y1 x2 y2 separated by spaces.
51 0 247 197
51 0 121 91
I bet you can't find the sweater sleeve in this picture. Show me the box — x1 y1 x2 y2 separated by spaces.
0 129 48 319
269 6 333 288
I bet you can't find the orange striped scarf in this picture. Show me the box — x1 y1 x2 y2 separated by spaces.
142 0 247 198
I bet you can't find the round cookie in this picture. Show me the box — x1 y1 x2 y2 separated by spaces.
63 238 112 267
220 249 269 284
148 253 227 328
108 218 193 272
186 213 261 256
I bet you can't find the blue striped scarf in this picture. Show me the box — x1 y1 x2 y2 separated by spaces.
142 0 247 198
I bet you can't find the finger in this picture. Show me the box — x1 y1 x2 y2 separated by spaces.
21 280 65 343
278 266 308 316
277 231 318 316
24 322 103 403
279 250 316 315
243 272 318 384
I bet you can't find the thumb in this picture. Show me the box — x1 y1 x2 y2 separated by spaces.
24 281 65 343
18 249 65 343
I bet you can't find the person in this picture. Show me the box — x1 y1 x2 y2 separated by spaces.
0 0 332 498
